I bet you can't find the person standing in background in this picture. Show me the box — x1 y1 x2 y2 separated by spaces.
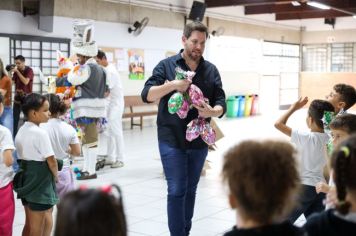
11 55 33 138
0 58 13 135
95 50 125 168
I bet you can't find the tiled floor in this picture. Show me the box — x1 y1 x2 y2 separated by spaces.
12 109 310 236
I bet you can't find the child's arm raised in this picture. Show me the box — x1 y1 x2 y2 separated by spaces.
46 155 58 182
274 97 308 137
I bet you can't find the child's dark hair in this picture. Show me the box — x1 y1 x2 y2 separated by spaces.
334 84 356 111
222 140 300 223
331 134 356 215
54 184 127 236
330 114 356 134
308 99 335 129
21 93 47 118
45 93 67 116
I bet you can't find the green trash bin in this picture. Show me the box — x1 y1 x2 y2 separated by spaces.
226 96 238 118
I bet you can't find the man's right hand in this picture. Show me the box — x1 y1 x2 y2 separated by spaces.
171 79 191 93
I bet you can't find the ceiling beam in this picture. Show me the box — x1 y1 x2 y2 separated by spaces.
275 10 350 20
245 4 318 14
205 0 292 8
245 3 356 15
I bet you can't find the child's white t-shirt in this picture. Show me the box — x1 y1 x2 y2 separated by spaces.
291 130 330 186
0 125 15 188
40 118 79 167
15 122 54 161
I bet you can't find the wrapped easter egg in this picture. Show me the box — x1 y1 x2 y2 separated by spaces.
185 71 196 82
189 84 204 106
186 119 200 142
168 92 184 114
175 67 186 80
200 122 216 145
177 99 190 119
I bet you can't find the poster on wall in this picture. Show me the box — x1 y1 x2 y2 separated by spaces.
128 49 145 80
99 47 128 72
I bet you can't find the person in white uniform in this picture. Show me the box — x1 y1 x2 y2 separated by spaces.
95 50 125 168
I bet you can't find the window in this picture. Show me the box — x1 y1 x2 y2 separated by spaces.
331 43 353 72
302 44 327 72
262 41 300 108
10 36 70 94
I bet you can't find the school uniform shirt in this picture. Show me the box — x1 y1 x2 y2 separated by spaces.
40 118 79 167
0 125 15 188
291 130 329 186
304 209 356 236
223 221 306 236
15 122 54 161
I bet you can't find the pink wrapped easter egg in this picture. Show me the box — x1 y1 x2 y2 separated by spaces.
185 71 196 82
189 84 204 106
186 119 200 142
177 99 190 119
200 122 216 145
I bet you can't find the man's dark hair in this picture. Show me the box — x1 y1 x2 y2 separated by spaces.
14 55 25 62
334 84 356 110
183 21 208 39
96 50 106 60
308 99 335 129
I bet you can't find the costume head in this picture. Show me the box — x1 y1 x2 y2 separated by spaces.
71 20 98 57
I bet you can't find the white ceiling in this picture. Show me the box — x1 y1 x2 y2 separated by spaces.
104 0 356 31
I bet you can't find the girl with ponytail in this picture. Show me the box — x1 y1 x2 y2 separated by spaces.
40 94 81 199
304 134 356 236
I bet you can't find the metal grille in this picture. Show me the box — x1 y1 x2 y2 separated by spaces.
10 35 70 94
302 44 328 72
262 41 300 109
331 43 353 72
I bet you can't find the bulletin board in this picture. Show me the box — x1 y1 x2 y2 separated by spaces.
99 47 128 72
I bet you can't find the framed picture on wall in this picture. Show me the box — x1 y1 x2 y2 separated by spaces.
128 48 145 80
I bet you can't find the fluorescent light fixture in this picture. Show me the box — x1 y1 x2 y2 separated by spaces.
353 15 356 19
307 1 331 10
291 1 301 6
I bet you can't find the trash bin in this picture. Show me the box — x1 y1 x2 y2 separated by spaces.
244 95 253 117
226 96 238 118
237 95 245 117
251 94 259 115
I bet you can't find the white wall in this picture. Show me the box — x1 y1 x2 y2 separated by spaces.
0 10 183 95
0 10 262 97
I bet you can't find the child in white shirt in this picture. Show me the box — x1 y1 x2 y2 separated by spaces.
275 97 334 223
0 94 15 236
41 94 80 199
13 93 59 236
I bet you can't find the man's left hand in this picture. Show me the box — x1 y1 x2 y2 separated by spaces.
193 102 216 118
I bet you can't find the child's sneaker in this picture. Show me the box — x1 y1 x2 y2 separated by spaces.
111 161 124 168
76 171 97 180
